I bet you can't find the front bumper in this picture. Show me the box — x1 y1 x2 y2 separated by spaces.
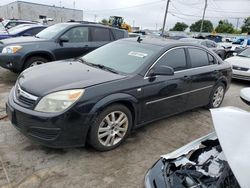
6 88 95 148
232 69 250 81
0 53 23 71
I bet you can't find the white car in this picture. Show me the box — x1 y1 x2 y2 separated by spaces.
225 48 250 80
145 88 250 188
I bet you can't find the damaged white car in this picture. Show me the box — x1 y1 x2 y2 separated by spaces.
145 88 250 188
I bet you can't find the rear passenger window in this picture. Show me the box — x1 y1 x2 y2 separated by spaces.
91 27 111 41
189 48 209 68
157 48 187 71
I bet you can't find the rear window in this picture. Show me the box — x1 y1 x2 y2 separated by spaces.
91 27 111 41
189 48 209 68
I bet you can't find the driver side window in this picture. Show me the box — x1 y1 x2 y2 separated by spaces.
61 27 89 43
157 48 187 71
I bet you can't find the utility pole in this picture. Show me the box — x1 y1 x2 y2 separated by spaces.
200 0 208 34
236 17 240 30
94 14 97 22
161 0 170 36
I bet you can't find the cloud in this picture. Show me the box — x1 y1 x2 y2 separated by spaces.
0 0 249 30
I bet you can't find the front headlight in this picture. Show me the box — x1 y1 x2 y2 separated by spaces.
2 45 22 54
35 89 84 113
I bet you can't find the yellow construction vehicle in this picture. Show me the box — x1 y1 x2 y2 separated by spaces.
109 16 132 32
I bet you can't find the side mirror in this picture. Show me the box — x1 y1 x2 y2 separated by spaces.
59 36 69 43
240 88 250 106
148 65 174 77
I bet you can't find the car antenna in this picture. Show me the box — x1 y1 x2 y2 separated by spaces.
137 36 143 43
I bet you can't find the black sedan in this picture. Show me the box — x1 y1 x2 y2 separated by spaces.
6 38 232 151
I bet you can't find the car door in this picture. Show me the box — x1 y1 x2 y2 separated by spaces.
54 26 91 60
141 47 192 122
88 27 113 51
186 47 219 109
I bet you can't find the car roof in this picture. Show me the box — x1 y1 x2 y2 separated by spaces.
56 22 125 32
122 37 206 48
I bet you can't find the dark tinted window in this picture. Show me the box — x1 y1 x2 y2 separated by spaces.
112 29 124 39
62 27 89 43
91 27 111 41
189 48 209 68
157 48 187 71
30 27 45 35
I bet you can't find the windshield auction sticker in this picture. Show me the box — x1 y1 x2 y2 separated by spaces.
128 51 148 58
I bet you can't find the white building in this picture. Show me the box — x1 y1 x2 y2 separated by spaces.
0 1 83 24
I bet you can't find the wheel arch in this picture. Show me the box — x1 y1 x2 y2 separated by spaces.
22 51 56 69
90 93 139 128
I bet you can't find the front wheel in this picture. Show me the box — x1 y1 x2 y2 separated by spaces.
207 83 226 108
89 104 132 151
24 56 48 70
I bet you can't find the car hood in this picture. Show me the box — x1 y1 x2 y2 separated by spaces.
211 107 250 188
18 60 126 96
0 36 47 45
226 56 250 68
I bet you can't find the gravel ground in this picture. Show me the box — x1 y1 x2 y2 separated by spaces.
0 67 249 188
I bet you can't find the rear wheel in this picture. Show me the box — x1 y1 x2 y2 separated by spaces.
24 56 48 69
89 104 132 151
207 82 225 108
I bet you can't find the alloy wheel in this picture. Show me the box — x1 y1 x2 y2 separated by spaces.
212 86 224 108
98 111 129 147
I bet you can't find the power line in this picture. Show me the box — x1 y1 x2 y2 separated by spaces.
174 0 250 14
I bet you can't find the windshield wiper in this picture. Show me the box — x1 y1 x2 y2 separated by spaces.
34 35 40 38
77 58 119 74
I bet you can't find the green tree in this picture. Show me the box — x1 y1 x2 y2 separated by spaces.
241 16 250 34
170 22 188 31
190 20 213 32
215 20 234 33
100 18 109 25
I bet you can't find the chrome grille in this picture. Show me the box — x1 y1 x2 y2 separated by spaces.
15 84 38 108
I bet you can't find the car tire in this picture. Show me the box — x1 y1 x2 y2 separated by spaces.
24 56 48 69
206 82 225 109
89 104 132 151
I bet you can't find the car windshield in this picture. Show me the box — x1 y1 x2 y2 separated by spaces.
81 41 159 74
238 48 250 58
36 24 68 39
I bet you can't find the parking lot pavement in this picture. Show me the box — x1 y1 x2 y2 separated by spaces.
0 67 249 188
